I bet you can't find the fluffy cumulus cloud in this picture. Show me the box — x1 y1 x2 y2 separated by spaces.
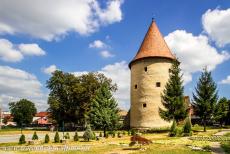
73 61 130 110
202 8 230 47
89 40 107 49
165 30 230 84
220 75 230 84
0 38 45 62
42 65 58 75
0 0 123 41
0 65 46 110
100 50 114 58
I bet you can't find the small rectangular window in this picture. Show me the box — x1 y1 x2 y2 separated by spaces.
143 103 147 108
144 67 147 72
156 82 161 87
134 84 137 89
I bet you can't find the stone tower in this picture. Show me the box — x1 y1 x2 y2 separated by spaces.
129 20 175 129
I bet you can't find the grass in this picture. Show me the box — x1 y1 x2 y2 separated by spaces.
221 132 230 154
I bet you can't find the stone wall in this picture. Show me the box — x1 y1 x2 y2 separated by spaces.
130 57 172 129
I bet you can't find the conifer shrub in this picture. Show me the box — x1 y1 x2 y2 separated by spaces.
169 120 177 137
117 132 121 138
183 117 192 136
122 131 126 136
74 131 79 141
32 131 38 140
83 125 94 141
105 132 109 138
64 132 70 139
99 132 102 137
19 134 26 144
112 131 116 138
54 132 60 143
128 130 131 136
44 134 50 143
131 129 137 136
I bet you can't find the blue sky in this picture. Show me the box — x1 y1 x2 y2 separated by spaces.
0 0 230 111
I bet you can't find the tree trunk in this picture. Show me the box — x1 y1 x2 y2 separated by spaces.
103 127 106 137
203 118 206 132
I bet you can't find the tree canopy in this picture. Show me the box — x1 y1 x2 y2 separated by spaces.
159 59 188 123
214 97 228 127
9 99 37 126
46 70 117 127
193 68 218 131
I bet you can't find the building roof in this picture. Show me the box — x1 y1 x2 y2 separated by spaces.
129 20 175 68
35 112 49 117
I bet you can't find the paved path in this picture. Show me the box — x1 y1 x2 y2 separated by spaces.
211 129 230 154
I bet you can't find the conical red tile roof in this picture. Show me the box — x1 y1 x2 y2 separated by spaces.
129 20 175 68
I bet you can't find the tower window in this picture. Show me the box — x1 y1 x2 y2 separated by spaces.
144 66 147 72
143 103 147 108
134 84 137 89
156 82 161 87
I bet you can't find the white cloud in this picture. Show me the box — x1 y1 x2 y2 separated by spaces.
89 40 107 49
202 8 230 47
0 39 23 62
0 65 46 110
165 30 230 84
42 65 58 75
100 50 114 58
73 61 130 110
0 0 123 41
19 44 45 56
0 39 46 62
220 75 230 84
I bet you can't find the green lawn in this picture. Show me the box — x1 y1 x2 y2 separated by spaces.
221 132 230 154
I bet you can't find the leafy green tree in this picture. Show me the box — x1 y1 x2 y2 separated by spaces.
9 99 37 127
214 97 228 127
19 134 26 144
227 100 230 125
74 131 79 141
90 83 120 137
45 134 50 143
32 131 38 140
54 132 60 143
193 68 218 132
159 59 188 123
83 125 94 141
183 117 192 136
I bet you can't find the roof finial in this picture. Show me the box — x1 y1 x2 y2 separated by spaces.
152 16 155 22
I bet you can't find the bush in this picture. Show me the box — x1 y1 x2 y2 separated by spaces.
74 131 79 141
19 134 26 144
183 117 192 136
122 131 126 136
64 132 70 139
92 132 96 140
112 131 115 138
54 132 60 143
32 131 38 140
117 132 122 138
99 132 102 137
128 130 131 136
131 129 137 136
83 125 94 141
169 120 177 137
105 132 109 138
44 134 49 143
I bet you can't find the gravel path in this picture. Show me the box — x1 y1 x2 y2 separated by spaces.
211 129 230 154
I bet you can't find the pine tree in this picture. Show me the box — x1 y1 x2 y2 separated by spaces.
83 125 94 141
90 83 120 137
214 97 228 127
193 68 218 132
159 59 188 123
54 131 60 143
45 134 50 143
74 131 79 141
183 117 192 136
19 134 26 144
32 131 38 140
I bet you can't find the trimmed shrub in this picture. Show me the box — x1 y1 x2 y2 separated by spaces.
122 131 126 136
128 130 131 136
117 132 122 138
54 132 60 143
112 131 115 138
169 120 177 137
183 117 192 136
45 134 50 143
19 134 26 144
74 131 79 141
32 131 38 140
64 132 70 139
105 132 109 138
99 132 102 137
131 129 137 136
92 132 96 140
83 125 94 141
